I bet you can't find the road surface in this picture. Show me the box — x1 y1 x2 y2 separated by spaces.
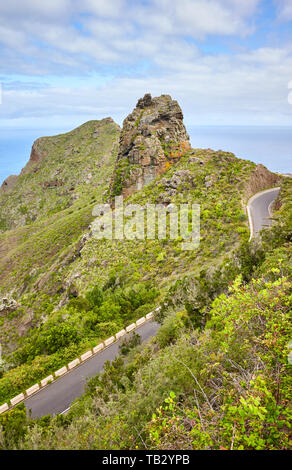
247 187 280 240
25 320 160 418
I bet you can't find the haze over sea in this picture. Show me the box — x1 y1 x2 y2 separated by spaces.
0 125 291 185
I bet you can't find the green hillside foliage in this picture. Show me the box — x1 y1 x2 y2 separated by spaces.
0 120 120 353
0 111 290 450
0 119 120 231
0 147 260 403
0 178 290 450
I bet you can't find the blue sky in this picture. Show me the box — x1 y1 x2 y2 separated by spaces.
0 0 292 130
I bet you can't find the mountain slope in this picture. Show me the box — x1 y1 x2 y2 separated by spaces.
0 95 286 443
1 178 291 451
0 118 120 350
0 118 120 231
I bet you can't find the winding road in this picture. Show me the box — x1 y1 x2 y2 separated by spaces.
247 187 280 241
19 186 280 418
25 321 160 418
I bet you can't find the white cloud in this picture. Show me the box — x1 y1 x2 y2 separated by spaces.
0 0 71 22
276 0 292 20
0 0 262 75
82 0 126 18
0 0 291 130
1 44 292 129
133 0 260 38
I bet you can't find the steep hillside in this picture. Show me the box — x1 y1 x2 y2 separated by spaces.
0 118 120 231
1 178 291 451
0 118 120 350
0 95 285 444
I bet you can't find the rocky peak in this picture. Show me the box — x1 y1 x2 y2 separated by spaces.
136 93 153 109
111 93 190 198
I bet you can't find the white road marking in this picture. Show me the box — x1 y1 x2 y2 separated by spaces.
60 406 70 415
247 204 253 242
268 200 274 217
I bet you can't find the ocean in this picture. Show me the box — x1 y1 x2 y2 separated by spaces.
188 126 291 175
0 126 291 185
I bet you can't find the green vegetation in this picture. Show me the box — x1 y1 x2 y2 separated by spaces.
0 119 120 352
0 119 120 231
0 149 282 407
0 280 159 405
0 187 290 449
135 111 144 128
111 157 131 196
0 114 290 450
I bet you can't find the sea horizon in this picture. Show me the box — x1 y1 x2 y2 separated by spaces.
0 124 291 185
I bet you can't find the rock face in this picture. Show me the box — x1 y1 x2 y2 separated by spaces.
0 296 18 312
1 138 49 193
0 175 18 194
157 170 195 203
244 164 281 201
20 137 50 177
111 93 190 198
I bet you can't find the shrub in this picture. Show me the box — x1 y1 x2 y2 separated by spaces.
119 332 141 355
156 311 186 348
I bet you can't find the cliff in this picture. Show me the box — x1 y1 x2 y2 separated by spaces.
111 93 190 198
0 175 18 194
0 118 120 231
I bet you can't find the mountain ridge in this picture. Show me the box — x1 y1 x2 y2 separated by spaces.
0 94 290 451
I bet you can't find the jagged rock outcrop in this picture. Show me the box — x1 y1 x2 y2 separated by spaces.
111 93 191 198
0 175 18 194
0 296 18 312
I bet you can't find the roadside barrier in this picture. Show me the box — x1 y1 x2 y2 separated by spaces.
26 384 40 396
10 393 25 406
41 375 54 387
125 323 136 332
115 329 126 339
93 343 104 354
68 358 80 370
0 307 160 415
80 350 93 361
55 366 68 377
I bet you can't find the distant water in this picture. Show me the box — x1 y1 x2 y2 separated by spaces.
188 126 291 174
0 126 291 185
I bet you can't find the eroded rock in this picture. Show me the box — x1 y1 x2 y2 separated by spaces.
0 296 18 312
111 93 191 198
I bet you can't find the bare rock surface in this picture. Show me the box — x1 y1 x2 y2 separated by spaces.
111 93 191 197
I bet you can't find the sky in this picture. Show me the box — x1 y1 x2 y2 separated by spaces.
1 0 292 130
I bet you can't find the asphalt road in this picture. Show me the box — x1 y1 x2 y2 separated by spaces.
25 320 160 418
247 187 280 240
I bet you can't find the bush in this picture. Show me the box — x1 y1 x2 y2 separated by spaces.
119 332 141 355
156 312 186 348
0 404 28 449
